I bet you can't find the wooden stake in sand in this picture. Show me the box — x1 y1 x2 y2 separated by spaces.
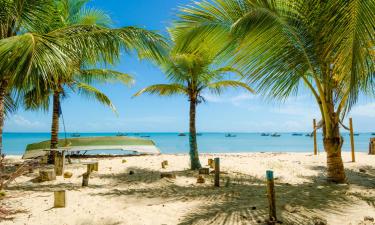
349 118 356 162
82 172 90 187
208 159 214 168
266 170 277 222
54 150 65 176
313 119 318 155
54 190 66 208
214 158 220 187
370 138 375 155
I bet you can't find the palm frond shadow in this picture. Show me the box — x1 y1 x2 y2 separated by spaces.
90 167 367 225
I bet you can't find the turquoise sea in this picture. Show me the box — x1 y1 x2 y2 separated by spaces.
2 132 374 156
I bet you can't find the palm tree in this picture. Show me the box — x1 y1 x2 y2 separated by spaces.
134 48 254 170
173 0 375 182
0 0 167 156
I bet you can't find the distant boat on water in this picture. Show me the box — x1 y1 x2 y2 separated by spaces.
305 133 313 137
271 133 281 137
116 132 126 137
140 135 150 138
225 133 237 138
261 133 270 136
178 133 186 136
197 133 203 136
292 133 303 136
372 133 375 136
71 133 80 137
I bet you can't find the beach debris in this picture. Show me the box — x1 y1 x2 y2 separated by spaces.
364 216 374 222
82 172 90 187
54 190 66 208
197 175 205 184
63 171 73 179
160 172 176 179
199 168 209 175
129 170 135 175
251 206 257 210
283 204 300 213
359 168 366 173
38 169 56 182
311 217 327 225
214 158 220 187
122 159 127 163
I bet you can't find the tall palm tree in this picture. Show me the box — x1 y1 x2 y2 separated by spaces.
172 0 375 182
134 48 254 170
0 0 167 156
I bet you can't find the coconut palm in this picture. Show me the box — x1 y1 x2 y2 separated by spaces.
173 0 375 182
0 0 167 156
134 47 254 170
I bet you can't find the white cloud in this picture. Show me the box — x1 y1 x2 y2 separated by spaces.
351 103 375 118
10 115 43 128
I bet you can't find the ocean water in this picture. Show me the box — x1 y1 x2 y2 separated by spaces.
2 132 374 156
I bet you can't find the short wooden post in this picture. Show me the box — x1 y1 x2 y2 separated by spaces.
87 164 95 174
313 119 318 155
214 158 220 187
208 159 214 168
93 162 99 172
349 118 355 162
369 138 375 155
266 170 277 222
82 172 89 187
54 151 65 176
163 160 168 166
54 190 66 208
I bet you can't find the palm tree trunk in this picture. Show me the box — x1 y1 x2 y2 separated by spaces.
189 97 202 170
323 102 346 183
48 91 60 164
0 80 8 156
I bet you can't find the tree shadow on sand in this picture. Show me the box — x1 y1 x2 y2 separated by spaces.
89 165 375 225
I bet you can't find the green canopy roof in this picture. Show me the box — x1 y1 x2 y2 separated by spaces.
23 136 160 159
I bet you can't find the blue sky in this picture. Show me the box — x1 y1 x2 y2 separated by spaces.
5 0 375 133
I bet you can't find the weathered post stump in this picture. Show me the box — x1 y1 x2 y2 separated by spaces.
214 158 220 187
63 171 73 178
208 159 214 168
199 168 210 175
369 138 375 155
266 170 277 223
54 190 66 208
197 175 205 184
93 162 99 172
122 159 127 163
39 169 56 182
87 163 96 173
161 161 166 169
54 151 65 176
82 172 90 187
163 160 168 166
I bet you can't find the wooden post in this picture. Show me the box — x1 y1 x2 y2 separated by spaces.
54 150 65 176
214 158 220 187
93 162 99 172
266 170 277 222
369 138 375 155
82 172 89 187
54 190 66 208
87 164 95 174
208 159 214 168
349 118 355 162
313 119 318 155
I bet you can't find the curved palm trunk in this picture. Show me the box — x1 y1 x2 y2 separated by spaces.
189 97 202 170
48 91 60 164
323 102 346 183
0 80 8 156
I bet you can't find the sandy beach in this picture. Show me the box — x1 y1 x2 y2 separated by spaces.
1 152 375 225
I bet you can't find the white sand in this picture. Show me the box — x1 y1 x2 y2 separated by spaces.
1 152 375 225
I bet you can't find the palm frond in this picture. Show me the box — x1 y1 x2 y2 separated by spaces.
76 69 134 86
75 82 116 113
133 84 187 97
207 80 255 95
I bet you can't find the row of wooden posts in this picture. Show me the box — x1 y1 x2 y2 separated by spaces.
313 117 356 162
